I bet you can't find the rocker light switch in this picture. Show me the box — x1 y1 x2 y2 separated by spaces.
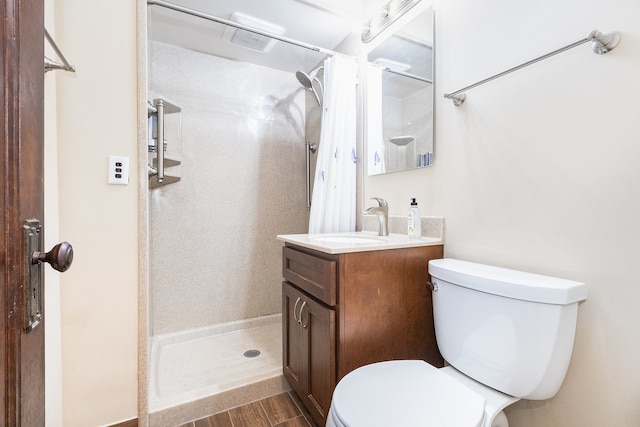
108 155 129 185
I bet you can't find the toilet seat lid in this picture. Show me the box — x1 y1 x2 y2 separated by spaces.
331 360 485 427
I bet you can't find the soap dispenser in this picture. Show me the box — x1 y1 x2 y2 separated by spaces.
407 198 421 238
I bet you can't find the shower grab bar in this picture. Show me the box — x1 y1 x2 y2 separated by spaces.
147 0 352 59
148 98 181 187
444 29 620 106
305 141 317 210
44 28 75 73
155 100 165 183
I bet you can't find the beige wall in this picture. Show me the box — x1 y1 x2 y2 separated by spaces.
44 0 62 424
47 0 640 424
50 0 139 425
366 0 640 425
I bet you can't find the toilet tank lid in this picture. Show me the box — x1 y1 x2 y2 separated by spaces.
429 258 587 305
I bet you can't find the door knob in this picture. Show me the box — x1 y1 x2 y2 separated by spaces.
32 241 73 272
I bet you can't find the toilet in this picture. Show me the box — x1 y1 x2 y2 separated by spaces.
327 258 587 427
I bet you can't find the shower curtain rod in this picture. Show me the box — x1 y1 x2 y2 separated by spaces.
444 29 620 106
147 0 347 59
382 67 432 84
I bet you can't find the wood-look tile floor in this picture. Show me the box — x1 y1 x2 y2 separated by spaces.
178 391 319 427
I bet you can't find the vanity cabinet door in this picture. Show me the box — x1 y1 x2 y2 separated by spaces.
283 282 304 393
282 281 335 426
301 290 335 425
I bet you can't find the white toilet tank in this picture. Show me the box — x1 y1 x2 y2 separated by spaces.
428 258 587 400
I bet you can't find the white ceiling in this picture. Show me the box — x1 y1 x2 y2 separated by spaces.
147 0 384 73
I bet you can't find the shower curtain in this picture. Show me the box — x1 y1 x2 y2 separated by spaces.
366 64 385 175
308 55 358 234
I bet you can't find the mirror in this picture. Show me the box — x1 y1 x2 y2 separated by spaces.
364 3 434 175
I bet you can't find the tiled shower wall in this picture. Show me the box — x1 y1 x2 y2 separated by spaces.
149 41 309 335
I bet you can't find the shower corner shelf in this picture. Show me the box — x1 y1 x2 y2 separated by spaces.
148 97 182 189
152 158 181 168
151 98 181 115
149 158 182 189
149 175 181 189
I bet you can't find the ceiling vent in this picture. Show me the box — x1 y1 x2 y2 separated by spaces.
222 12 285 53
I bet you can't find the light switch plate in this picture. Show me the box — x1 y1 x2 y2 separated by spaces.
108 155 129 185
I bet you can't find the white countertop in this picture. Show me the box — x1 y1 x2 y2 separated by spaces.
277 231 443 254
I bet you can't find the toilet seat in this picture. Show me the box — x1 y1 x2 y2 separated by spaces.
328 360 486 427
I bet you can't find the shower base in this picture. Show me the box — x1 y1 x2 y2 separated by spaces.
148 314 287 424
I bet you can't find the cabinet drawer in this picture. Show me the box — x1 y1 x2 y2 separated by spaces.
282 246 336 306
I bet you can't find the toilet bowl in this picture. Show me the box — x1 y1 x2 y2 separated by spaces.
326 361 517 427
326 258 587 427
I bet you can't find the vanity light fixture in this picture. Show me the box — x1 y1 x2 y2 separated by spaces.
361 0 422 43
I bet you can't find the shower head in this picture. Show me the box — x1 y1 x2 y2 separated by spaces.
297 66 323 87
296 66 324 106
295 71 313 88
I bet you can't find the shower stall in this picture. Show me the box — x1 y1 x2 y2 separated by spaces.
140 1 359 424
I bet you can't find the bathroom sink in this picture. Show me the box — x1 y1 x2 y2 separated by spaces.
308 233 386 244
277 232 443 254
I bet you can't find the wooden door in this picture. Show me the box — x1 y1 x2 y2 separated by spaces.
1 0 46 424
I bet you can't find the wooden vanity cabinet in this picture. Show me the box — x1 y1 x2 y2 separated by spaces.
282 243 444 426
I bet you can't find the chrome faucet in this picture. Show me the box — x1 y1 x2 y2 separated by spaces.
364 197 389 236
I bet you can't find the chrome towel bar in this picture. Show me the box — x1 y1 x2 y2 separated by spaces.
44 28 75 73
444 29 620 106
